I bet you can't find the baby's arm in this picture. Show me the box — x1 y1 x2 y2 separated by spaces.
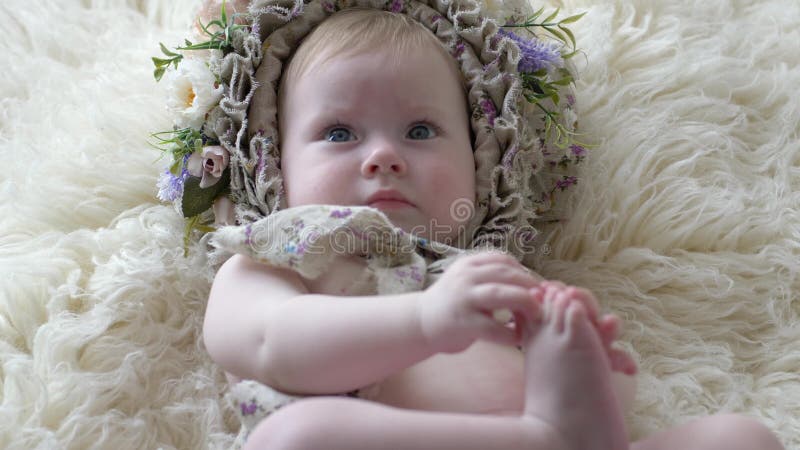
203 252 541 395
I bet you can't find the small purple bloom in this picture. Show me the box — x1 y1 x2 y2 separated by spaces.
245 224 253 245
566 94 576 106
555 176 578 191
322 1 335 12
330 208 352 219
570 144 587 157
389 0 403 13
241 401 258 416
452 41 465 58
480 98 497 127
156 166 189 202
497 29 562 73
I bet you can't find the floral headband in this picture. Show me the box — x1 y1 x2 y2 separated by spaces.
152 0 587 257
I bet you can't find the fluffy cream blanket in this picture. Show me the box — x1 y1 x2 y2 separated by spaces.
1 0 798 448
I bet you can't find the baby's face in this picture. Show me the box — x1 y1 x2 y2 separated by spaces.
280 44 475 243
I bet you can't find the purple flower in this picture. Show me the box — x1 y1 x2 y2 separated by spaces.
451 41 465 58
241 401 258 416
497 29 562 73
555 176 578 191
570 144 587 157
156 166 189 202
480 98 497 126
389 0 403 13
330 208 352 219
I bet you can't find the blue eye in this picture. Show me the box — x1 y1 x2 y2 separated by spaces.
326 127 355 142
408 124 437 140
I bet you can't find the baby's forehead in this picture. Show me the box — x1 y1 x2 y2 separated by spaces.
280 43 468 120
298 36 460 82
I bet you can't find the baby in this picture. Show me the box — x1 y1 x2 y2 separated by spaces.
198 3 785 450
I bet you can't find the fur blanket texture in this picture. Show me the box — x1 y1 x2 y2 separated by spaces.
1 0 798 448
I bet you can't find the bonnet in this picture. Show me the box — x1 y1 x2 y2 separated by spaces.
153 0 586 267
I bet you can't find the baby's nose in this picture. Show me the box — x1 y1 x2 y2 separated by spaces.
361 141 407 176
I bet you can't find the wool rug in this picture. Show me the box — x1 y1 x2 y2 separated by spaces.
1 0 798 448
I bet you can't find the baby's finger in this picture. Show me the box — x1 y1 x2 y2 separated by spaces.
539 281 566 304
461 251 521 268
469 264 540 288
472 284 540 324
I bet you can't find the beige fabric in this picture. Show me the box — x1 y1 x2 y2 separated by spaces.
211 204 468 292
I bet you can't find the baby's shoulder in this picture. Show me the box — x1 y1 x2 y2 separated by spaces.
212 254 311 304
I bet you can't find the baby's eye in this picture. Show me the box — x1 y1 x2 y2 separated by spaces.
407 124 438 140
326 127 355 142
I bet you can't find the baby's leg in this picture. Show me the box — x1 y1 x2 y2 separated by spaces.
631 414 785 450
244 396 568 450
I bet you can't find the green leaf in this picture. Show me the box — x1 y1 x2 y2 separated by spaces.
560 12 586 25
559 24 576 49
544 26 567 44
561 49 579 59
544 8 560 24
180 168 230 217
159 42 179 57
528 7 544 22
551 76 574 86
153 66 166 82
220 0 228 23
169 158 183 176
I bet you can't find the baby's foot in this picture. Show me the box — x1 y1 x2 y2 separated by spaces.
521 286 629 450
534 282 637 376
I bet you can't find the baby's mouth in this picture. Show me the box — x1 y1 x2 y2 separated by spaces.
366 189 415 210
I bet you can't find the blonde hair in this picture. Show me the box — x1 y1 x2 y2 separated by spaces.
277 8 465 113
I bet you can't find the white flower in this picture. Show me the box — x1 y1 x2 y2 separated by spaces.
164 58 223 130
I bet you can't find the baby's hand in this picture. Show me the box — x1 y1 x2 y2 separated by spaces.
417 252 542 353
